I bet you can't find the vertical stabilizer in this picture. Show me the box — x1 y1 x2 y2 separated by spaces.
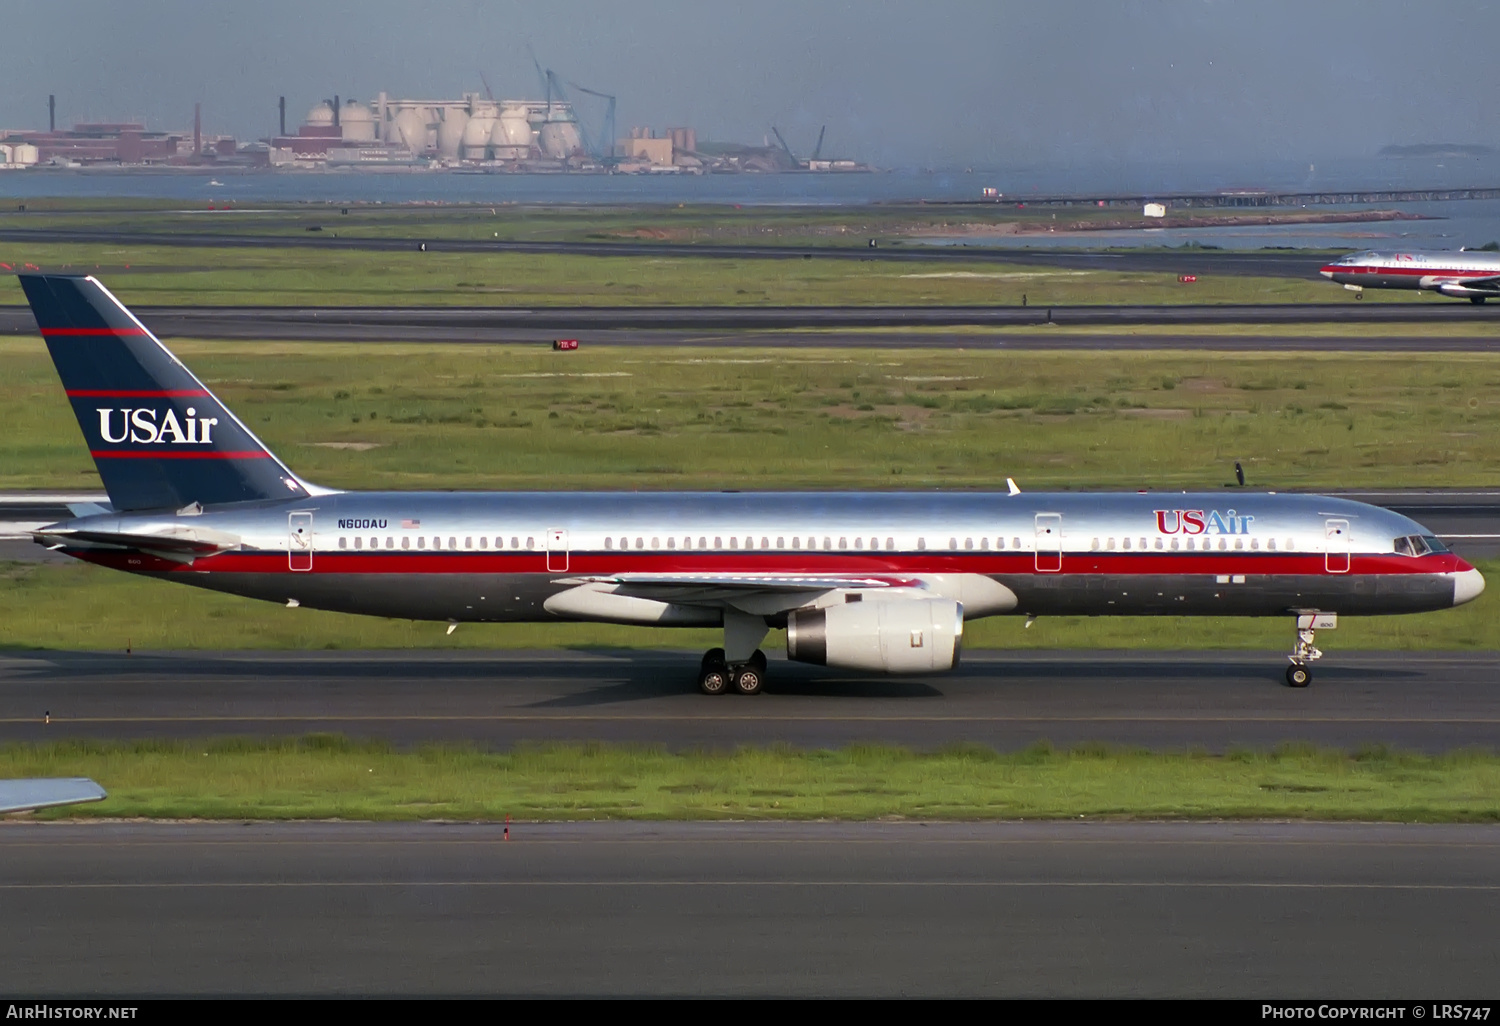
19 274 310 511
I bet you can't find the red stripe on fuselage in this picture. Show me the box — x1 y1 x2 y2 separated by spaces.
76 548 1470 577
1321 265 1499 279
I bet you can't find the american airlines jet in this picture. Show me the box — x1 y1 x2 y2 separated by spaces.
18 274 1484 693
1320 249 1500 302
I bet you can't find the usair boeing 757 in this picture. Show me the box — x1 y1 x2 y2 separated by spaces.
17 274 1484 693
1321 249 1500 302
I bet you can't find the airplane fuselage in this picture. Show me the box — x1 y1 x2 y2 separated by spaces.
53 490 1479 623
1320 250 1500 301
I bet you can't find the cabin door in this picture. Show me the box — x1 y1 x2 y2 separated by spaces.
1034 513 1062 573
547 528 569 572
288 512 313 572
1325 519 1350 574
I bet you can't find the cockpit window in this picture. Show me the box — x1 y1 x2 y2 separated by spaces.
1394 534 1449 556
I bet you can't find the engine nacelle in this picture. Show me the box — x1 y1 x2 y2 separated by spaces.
786 598 963 674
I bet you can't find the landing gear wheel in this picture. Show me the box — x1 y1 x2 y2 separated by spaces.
1471 296 1487 305
699 665 730 696
1285 665 1311 688
732 666 764 696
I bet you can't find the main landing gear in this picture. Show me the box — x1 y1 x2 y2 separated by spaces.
699 647 767 696
1285 613 1333 688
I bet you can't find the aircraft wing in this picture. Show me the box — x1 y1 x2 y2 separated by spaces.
0 778 107 814
576 572 919 592
550 572 927 617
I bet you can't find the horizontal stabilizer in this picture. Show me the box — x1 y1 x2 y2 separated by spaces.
34 524 242 562
0 778 107 814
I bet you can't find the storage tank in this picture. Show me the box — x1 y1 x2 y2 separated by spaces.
11 143 39 166
537 111 583 159
340 100 376 142
462 102 498 160
305 102 335 127
391 107 429 153
436 108 468 159
491 102 533 160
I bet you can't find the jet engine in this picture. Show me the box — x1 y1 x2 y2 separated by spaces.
786 597 963 674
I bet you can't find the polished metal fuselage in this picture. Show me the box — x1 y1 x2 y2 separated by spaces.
55 489 1475 624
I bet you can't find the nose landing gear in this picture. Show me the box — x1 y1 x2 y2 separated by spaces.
1285 613 1333 687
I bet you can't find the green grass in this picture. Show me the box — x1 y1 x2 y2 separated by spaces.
7 738 1497 821
0 241 1381 307
1 557 1494 652
3 340 1499 493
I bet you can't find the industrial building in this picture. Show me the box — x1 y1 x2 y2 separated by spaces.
269 93 592 168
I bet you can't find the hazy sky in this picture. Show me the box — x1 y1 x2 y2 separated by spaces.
3 1 1496 167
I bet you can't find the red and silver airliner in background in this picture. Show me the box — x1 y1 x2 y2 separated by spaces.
17 274 1485 694
1320 249 1500 302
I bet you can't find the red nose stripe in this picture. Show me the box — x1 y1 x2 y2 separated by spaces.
41 327 149 336
67 389 211 398
90 450 270 459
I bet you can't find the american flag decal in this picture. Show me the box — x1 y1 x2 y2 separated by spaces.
401 518 421 529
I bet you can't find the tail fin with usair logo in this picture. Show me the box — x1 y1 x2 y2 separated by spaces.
18 274 317 511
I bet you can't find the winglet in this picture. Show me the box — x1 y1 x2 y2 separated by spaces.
1007 477 1021 496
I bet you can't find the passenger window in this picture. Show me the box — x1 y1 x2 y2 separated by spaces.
777 537 785 548
1268 538 1276 551
792 537 800 550
667 537 675 549
965 538 973 550
511 537 519 549
948 537 957 550
635 537 643 549
1154 538 1163 550
730 537 738 550
651 537 659 549
479 537 487 550
1013 538 1021 549
417 537 426 549
1234 539 1243 550
605 537 613 550
824 537 832 550
402 537 410 550
838 537 847 549
339 537 347 549
449 537 457 549
762 537 770 549
1170 538 1179 551
887 537 895 550
917 538 926 550
714 536 722 548
527 537 535 549
1123 538 1131 550
386 537 394 549
745 537 753 549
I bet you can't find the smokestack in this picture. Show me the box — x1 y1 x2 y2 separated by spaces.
278 96 286 137
333 94 340 129
194 102 201 155
48 94 54 132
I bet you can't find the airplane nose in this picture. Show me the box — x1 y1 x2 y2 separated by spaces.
1453 567 1485 607
1320 267 1335 279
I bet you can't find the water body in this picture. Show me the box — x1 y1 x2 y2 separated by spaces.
1 155 1497 250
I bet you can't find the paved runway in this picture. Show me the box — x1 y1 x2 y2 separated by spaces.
0 820 1494 996
2 649 1497 752
0 226 1330 276
4 301 1499 345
